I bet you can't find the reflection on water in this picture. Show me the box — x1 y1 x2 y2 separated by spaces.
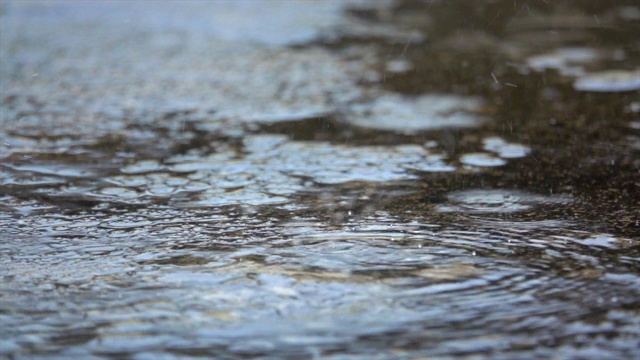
435 189 568 213
574 69 640 92
345 93 485 133
1 1 639 359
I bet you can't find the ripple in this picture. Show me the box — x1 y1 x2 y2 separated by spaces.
120 160 166 174
6 164 97 178
1 202 638 359
1 1 638 359
483 136 531 158
0 195 58 215
93 139 469 207
345 93 484 134
436 189 569 213
459 153 507 167
574 69 640 92
525 47 601 77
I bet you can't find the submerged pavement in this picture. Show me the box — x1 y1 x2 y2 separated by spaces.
1 1 639 359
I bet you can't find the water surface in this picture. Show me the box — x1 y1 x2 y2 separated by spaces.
1 1 639 359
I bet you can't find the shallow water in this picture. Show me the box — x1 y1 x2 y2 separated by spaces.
1 1 639 359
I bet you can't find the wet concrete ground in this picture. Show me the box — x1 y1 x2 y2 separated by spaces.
1 1 639 359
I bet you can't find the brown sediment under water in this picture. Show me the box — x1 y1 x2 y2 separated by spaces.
1 1 639 359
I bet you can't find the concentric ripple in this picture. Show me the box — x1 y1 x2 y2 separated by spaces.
1 1 639 359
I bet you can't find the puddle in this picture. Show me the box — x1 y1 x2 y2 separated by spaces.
436 189 570 214
345 93 485 134
573 69 640 92
482 137 531 159
525 47 602 77
5 130 531 209
459 153 507 167
1 1 639 359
